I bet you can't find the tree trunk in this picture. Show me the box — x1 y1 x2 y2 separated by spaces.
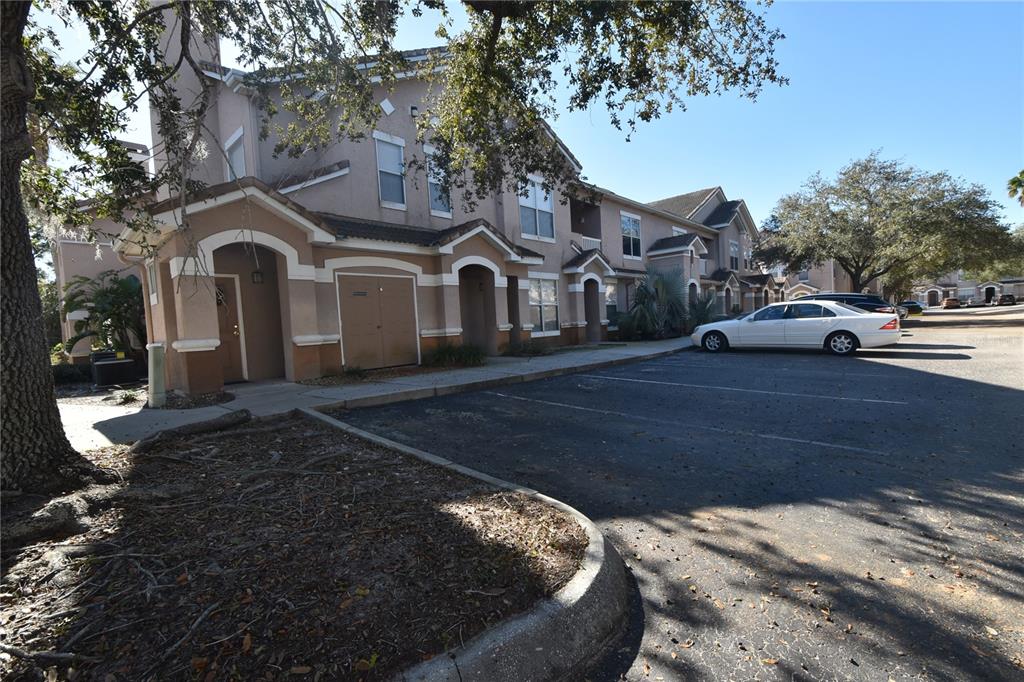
1 3 104 493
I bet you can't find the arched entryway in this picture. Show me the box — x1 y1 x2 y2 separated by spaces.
212 242 286 382
984 286 996 304
724 287 733 313
458 264 498 354
762 290 770 307
688 282 698 302
583 278 602 343
927 290 940 306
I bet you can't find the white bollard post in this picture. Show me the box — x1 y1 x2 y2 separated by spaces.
147 342 166 408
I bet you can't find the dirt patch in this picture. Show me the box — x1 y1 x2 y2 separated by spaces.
0 413 586 680
55 385 145 406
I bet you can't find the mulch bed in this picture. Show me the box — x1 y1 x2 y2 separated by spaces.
0 413 586 680
298 365 449 387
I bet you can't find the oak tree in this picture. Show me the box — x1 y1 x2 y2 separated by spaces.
756 153 1012 293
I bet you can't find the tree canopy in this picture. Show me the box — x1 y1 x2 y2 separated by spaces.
755 153 1013 293
3 0 787 493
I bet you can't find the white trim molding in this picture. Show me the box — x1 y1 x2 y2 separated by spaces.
420 327 462 337
450 255 508 288
560 321 587 328
438 225 522 262
527 270 560 280
497 323 515 331
563 251 615 276
151 188 335 245
372 129 405 146
173 229 316 281
279 166 350 194
292 334 341 346
171 338 221 352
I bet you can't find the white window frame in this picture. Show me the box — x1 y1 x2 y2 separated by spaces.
146 260 158 306
605 281 618 330
529 279 560 337
519 176 555 242
423 143 452 219
729 240 740 271
621 210 642 260
373 130 406 211
224 126 245 181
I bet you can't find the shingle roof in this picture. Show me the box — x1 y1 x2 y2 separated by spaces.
563 248 613 273
702 200 741 228
271 160 350 191
646 188 718 218
706 268 737 283
316 213 543 259
740 273 776 287
647 233 700 253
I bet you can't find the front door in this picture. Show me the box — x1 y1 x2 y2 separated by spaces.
215 277 245 383
737 304 787 346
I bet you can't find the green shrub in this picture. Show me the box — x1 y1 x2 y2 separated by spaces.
117 389 140 404
424 343 486 367
628 265 688 339
343 365 368 380
508 339 553 357
52 363 91 385
686 291 718 333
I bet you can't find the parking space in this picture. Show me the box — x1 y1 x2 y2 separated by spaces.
337 316 1024 680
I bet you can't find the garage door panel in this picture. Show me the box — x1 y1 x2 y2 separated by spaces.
338 275 418 370
379 278 419 366
339 276 384 369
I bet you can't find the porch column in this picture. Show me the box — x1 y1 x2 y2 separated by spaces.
170 274 223 395
494 275 512 350
280 276 321 382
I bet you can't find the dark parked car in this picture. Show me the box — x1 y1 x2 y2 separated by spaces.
997 293 1017 306
798 293 906 318
899 300 924 315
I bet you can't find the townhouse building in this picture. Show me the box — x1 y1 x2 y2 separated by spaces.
58 46 769 396
913 273 1024 306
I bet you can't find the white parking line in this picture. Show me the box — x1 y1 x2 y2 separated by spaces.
639 362 895 379
578 374 909 405
485 392 890 457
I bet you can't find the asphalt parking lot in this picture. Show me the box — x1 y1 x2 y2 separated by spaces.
339 307 1024 680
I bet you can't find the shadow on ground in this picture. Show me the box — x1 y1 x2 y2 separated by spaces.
335 339 1024 680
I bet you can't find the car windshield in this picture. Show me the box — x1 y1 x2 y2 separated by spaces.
835 302 868 315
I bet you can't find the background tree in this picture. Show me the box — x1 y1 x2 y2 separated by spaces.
1008 170 1024 207
963 224 1024 282
4 0 785 493
754 153 1012 293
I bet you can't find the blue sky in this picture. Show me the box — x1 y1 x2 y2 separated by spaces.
48 1 1024 226
386 0 1024 226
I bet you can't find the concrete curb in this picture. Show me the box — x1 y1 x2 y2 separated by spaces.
315 343 691 412
300 408 630 682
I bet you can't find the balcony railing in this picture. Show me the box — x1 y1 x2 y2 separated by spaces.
582 236 602 251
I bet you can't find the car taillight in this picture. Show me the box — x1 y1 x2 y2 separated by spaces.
880 318 898 330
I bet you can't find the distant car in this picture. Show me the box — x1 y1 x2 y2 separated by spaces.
899 301 924 315
797 293 905 317
941 298 961 309
997 293 1017 306
691 301 900 356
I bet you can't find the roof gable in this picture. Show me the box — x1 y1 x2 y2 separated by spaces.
646 187 718 219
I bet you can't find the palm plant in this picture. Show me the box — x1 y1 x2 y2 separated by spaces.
687 291 718 332
62 270 146 353
624 265 688 339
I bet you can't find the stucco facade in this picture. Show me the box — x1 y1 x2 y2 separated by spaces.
59 47 778 396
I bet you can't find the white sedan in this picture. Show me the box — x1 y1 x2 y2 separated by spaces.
691 301 900 356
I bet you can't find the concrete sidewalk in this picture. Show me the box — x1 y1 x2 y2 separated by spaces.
59 337 692 451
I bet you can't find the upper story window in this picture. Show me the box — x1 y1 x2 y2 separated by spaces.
225 128 245 181
424 145 451 218
798 269 810 282
520 180 554 239
621 211 642 259
729 241 740 271
374 132 405 209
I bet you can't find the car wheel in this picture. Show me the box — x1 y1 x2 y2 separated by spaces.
702 331 728 352
825 331 858 356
